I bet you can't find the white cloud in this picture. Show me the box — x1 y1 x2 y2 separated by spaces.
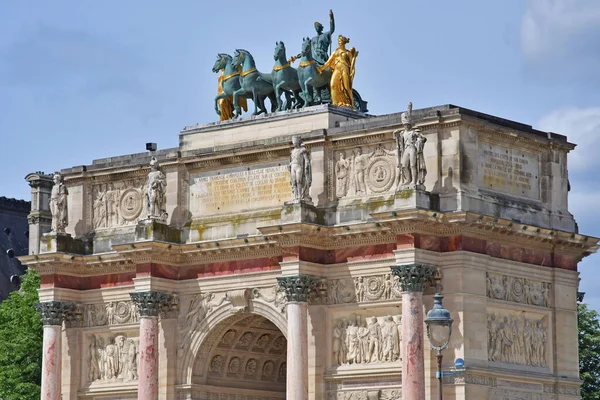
521 0 600 79
538 107 600 172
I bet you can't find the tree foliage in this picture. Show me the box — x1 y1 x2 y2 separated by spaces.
579 302 600 400
0 270 42 400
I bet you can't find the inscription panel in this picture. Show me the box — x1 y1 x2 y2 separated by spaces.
189 164 291 216
477 143 540 200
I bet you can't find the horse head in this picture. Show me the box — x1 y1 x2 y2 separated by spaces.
301 37 312 57
274 41 286 61
232 49 252 69
212 53 231 73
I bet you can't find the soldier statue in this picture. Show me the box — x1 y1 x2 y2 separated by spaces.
289 135 312 203
49 172 68 233
394 103 427 190
146 157 167 220
311 9 335 65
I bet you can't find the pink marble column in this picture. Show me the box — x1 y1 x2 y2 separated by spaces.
131 291 174 400
277 275 315 400
391 264 435 400
36 301 72 400
139 316 159 400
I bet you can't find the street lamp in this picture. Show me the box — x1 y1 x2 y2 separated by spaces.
425 293 453 400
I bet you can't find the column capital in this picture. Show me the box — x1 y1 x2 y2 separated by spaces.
276 274 317 303
36 300 75 326
390 263 436 293
130 291 178 318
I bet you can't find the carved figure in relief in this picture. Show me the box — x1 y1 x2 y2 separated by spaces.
358 316 369 364
367 317 382 362
289 135 312 202
106 302 115 325
179 293 225 352
335 151 351 197
353 148 369 194
49 172 68 233
333 320 344 365
345 318 359 364
88 335 102 382
93 185 107 229
393 102 427 190
354 276 365 302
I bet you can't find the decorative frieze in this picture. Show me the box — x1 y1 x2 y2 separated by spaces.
488 389 541 400
84 301 140 327
390 264 436 293
488 311 548 367
333 314 401 366
87 333 138 383
36 301 74 326
326 388 402 400
487 272 551 308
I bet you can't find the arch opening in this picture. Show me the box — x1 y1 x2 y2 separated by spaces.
191 313 287 398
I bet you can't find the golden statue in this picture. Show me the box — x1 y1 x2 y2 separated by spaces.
217 70 235 121
317 35 358 108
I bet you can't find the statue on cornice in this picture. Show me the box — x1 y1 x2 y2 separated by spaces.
146 157 167 220
289 135 312 203
49 172 68 233
394 102 427 190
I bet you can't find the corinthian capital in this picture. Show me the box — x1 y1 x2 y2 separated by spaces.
390 264 436 293
276 275 317 303
36 301 75 326
130 291 177 318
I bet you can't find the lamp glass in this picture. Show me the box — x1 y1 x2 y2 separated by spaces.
428 322 451 349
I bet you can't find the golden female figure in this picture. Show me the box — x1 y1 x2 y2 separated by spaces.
217 70 235 121
317 35 358 108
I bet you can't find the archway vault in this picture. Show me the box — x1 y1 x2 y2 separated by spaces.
179 298 289 399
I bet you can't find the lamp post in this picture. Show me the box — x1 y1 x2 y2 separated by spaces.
425 293 453 400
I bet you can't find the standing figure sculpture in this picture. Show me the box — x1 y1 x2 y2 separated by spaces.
212 54 248 120
289 135 312 203
146 157 167 220
394 102 427 190
49 172 68 233
317 35 358 108
311 9 335 65
217 70 234 120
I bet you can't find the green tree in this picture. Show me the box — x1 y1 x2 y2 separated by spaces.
0 270 43 400
579 302 600 400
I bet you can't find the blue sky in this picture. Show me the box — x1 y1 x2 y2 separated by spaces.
1 1 599 308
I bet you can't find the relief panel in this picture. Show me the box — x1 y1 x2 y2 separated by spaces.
91 179 145 230
333 143 397 199
487 273 551 307
86 333 139 384
488 310 549 368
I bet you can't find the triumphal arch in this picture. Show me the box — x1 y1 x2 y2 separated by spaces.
20 12 597 399
22 101 596 400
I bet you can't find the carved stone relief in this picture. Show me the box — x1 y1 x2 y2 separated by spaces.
84 301 140 327
178 293 227 353
252 285 288 313
87 333 138 383
327 274 402 305
326 389 401 400
488 311 548 367
92 179 144 229
487 273 551 307
333 314 401 366
488 389 542 400
334 144 397 199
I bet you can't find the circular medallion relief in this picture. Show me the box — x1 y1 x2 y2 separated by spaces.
366 158 395 193
119 188 143 221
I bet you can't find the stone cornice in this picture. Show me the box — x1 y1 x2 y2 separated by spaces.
19 253 135 276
